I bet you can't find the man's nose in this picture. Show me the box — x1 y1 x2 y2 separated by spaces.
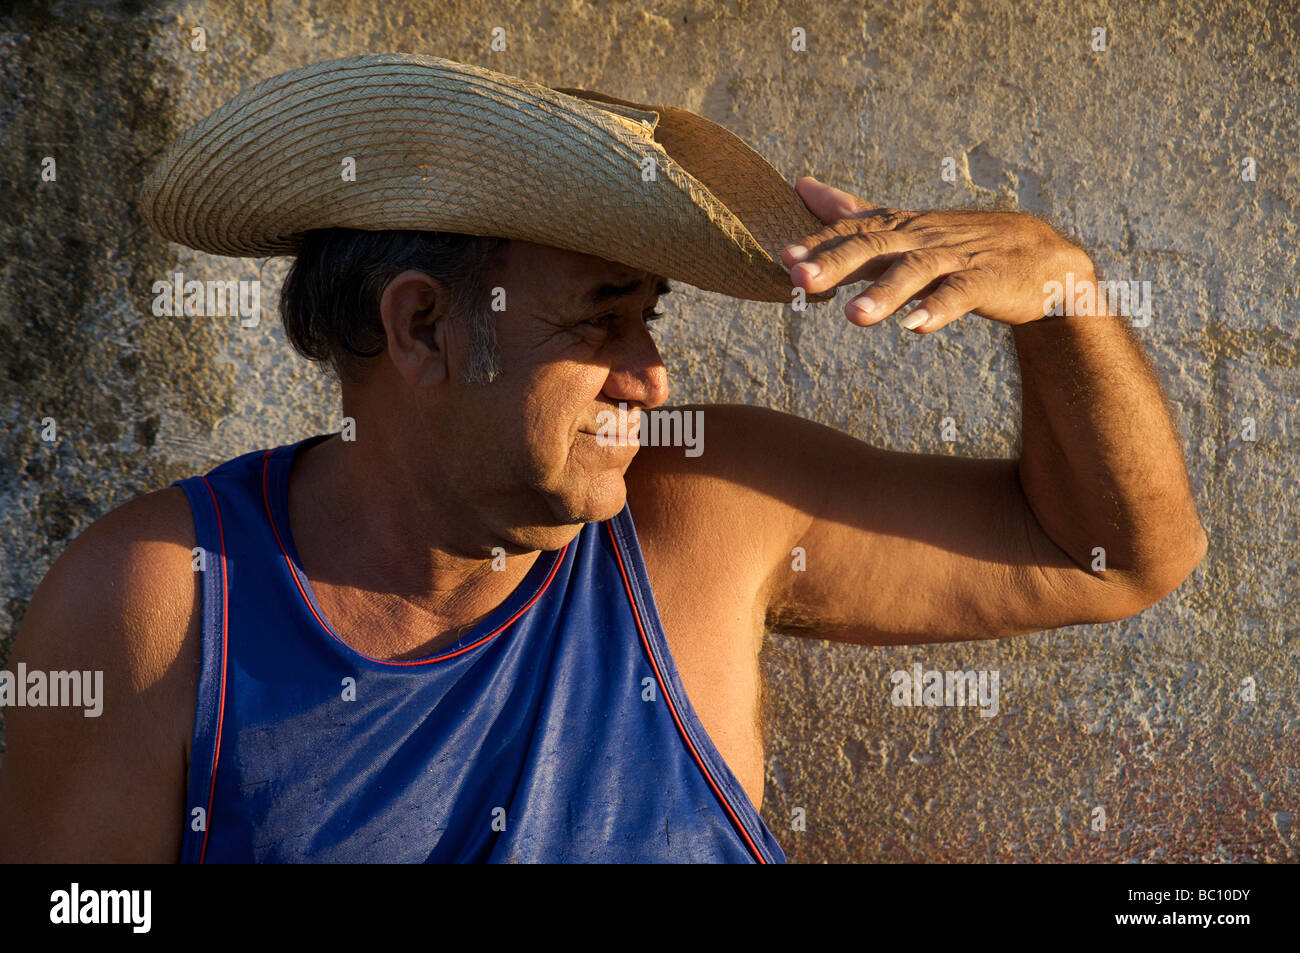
603 323 670 410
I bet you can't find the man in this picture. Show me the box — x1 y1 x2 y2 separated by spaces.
0 55 1206 862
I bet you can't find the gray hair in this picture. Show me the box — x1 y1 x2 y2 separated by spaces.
278 228 509 385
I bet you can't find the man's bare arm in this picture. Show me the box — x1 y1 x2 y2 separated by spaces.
633 401 1200 647
0 487 199 862
762 299 1207 643
629 182 1205 646
1011 300 1206 603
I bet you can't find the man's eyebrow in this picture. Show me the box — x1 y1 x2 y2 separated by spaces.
584 277 673 307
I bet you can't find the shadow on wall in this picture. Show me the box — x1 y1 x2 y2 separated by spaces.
1 5 236 669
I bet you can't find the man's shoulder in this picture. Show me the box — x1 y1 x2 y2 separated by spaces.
0 485 199 861
20 484 201 690
54 484 198 597
623 402 817 578
624 401 827 517
626 401 773 486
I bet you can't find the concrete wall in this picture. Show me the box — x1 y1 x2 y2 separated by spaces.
2 0 1295 861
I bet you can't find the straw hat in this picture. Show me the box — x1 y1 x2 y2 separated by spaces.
139 53 833 303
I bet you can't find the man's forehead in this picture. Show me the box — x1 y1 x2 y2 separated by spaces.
500 240 665 310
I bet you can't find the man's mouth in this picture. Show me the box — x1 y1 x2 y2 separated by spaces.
576 428 640 451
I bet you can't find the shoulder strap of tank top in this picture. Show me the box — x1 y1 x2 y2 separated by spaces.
605 504 784 864
172 473 231 864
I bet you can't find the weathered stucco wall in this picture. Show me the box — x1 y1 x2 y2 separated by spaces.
1 0 1295 862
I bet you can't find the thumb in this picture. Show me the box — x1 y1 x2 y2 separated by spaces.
794 176 880 223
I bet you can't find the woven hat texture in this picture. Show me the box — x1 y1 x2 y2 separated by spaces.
140 53 830 303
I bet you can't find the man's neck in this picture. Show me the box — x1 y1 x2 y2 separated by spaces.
286 431 542 656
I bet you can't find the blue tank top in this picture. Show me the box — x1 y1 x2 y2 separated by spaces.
171 433 785 863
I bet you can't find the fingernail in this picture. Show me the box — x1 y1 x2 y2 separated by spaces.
853 297 877 317
901 308 930 330
797 261 822 280
784 244 810 262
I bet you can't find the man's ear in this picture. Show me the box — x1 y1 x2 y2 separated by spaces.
379 269 452 388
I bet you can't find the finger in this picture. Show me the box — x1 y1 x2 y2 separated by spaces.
781 209 911 272
846 276 944 326
787 228 921 294
843 248 963 326
793 176 884 223
904 270 988 333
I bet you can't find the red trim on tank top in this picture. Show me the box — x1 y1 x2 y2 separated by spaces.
198 476 229 866
260 450 567 666
604 521 768 864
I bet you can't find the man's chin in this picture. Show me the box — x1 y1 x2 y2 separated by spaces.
552 472 628 526
503 475 628 552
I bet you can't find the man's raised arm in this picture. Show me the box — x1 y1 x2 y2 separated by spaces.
1009 295 1207 608
776 178 1205 641
632 178 1205 647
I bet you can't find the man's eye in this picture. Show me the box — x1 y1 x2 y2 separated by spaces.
584 309 665 329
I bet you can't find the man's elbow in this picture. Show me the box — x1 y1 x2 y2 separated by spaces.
1114 523 1209 618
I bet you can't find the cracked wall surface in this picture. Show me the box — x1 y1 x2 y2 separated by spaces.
1 0 1295 862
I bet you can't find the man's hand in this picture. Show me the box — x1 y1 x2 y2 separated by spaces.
780 176 1089 332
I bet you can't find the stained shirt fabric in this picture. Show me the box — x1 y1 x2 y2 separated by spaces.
173 433 785 863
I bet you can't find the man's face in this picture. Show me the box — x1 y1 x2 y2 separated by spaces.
435 240 671 550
